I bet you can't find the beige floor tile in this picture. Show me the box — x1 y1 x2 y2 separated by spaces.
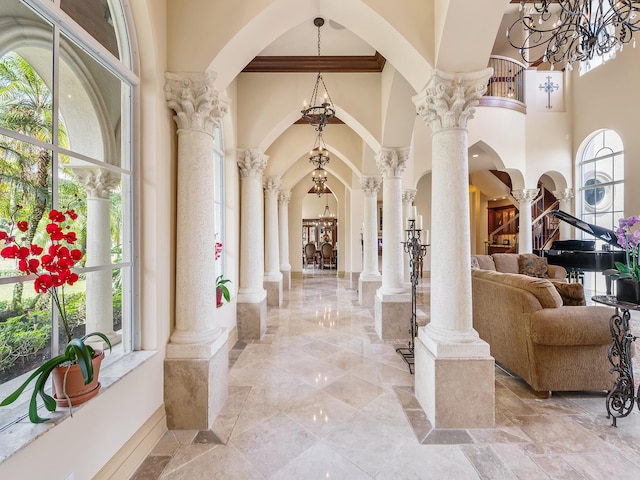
135 274 640 479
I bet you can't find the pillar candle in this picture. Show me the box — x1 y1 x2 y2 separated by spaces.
418 215 423 230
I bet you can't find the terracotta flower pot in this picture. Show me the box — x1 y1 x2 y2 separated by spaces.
216 287 223 307
51 350 105 407
616 279 640 305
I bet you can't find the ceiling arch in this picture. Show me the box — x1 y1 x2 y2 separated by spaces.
208 0 432 93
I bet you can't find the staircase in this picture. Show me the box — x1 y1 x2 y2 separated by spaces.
488 180 560 253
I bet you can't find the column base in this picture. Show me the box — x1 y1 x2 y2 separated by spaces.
359 274 381 307
280 266 291 290
237 292 267 339
264 273 283 307
164 331 229 430
374 290 411 339
349 271 360 290
414 332 495 428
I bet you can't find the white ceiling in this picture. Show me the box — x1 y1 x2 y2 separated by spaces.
258 17 376 57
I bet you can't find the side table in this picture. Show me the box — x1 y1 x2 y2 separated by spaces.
592 295 640 426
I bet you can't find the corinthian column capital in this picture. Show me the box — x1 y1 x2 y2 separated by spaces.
512 188 539 204
165 71 230 135
263 176 282 195
361 176 382 197
237 149 268 179
553 188 574 202
413 68 492 132
402 189 417 206
278 190 292 206
376 147 410 178
71 166 120 199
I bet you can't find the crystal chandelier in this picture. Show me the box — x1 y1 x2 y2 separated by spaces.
507 1 640 70
300 17 336 132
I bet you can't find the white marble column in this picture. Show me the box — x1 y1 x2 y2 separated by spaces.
359 176 382 307
264 176 283 306
513 188 539 253
374 148 411 339
164 71 230 430
278 190 292 290
412 68 495 428
71 166 121 349
237 149 268 339
402 189 417 284
553 188 574 240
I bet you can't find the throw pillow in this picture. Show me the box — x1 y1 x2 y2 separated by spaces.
518 253 549 278
550 281 586 306
470 257 480 270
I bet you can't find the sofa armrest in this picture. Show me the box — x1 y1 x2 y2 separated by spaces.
529 305 612 346
547 265 567 281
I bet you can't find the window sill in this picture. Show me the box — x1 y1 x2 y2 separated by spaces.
0 349 157 464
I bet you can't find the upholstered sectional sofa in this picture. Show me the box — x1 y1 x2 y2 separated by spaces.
471 253 616 396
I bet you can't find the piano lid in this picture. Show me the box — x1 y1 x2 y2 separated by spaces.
549 210 623 249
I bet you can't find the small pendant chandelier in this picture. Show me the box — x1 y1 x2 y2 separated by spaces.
309 132 330 196
300 17 336 133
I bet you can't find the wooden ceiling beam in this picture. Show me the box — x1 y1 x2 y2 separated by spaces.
242 51 386 73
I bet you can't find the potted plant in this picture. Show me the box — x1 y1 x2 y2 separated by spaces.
0 207 111 423
604 215 640 304
216 275 231 307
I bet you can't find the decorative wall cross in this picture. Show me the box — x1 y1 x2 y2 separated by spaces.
539 76 559 109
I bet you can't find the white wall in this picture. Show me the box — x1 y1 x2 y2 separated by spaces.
572 45 640 216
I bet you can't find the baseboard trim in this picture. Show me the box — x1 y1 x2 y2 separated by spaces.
93 405 167 480
227 326 238 350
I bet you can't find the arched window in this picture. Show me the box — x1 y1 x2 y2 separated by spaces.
577 129 624 294
578 129 624 231
0 0 136 426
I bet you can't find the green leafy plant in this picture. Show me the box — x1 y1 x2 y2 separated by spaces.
604 215 640 281
0 207 111 422
216 275 231 305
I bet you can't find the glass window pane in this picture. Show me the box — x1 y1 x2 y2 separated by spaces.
60 0 120 59
61 157 123 266
0 47 54 144
0 279 53 385
0 133 53 235
59 32 122 164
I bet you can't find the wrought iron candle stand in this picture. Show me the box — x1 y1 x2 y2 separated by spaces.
592 295 640 427
396 218 428 373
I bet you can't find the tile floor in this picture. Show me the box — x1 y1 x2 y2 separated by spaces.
132 272 640 479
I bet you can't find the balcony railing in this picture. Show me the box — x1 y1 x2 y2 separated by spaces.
479 56 527 114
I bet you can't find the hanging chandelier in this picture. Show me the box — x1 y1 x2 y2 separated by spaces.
300 17 336 132
311 167 328 196
320 194 336 229
507 1 640 70
309 132 330 170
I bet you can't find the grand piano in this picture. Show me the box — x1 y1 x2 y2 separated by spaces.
538 210 625 294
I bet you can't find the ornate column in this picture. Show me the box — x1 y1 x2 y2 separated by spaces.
403 189 417 284
237 149 268 339
71 166 121 348
412 68 495 428
264 176 283 306
513 188 539 253
374 148 412 339
359 176 382 307
278 190 292 290
164 71 230 430
553 188 574 240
